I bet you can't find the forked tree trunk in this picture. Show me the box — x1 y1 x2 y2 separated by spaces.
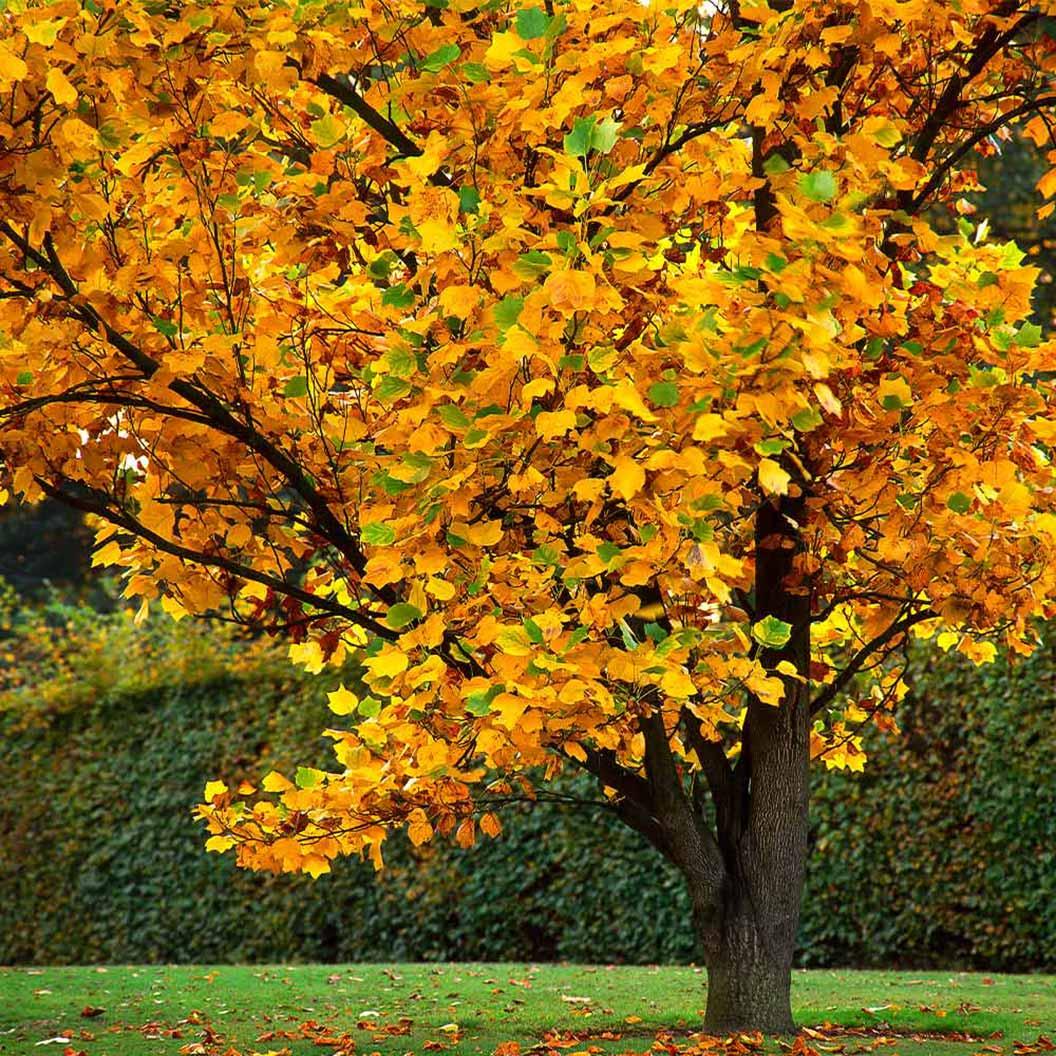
592 495 812 1034
694 495 812 1034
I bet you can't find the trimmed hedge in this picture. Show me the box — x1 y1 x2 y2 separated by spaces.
1 601 1054 968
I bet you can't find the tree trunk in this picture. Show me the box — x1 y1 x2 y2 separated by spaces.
696 492 812 1034
696 890 798 1033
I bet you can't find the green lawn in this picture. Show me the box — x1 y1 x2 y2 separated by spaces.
0 964 1053 1056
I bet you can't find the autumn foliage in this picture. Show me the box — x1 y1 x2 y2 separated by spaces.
2 0 1056 1023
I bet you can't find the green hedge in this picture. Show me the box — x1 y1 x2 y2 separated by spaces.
1 600 1054 969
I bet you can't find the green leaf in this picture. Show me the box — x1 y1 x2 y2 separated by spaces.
947 492 972 515
283 375 309 398
647 380 679 407
799 170 838 202
872 121 901 147
152 315 179 339
564 116 596 157
644 622 668 643
532 543 561 566
523 617 544 644
493 295 524 330
361 522 396 546
591 116 621 155
458 185 481 213
513 250 553 280
465 685 502 716
1015 322 1043 347
556 230 578 257
763 153 790 176
791 406 823 432
358 696 382 718
421 43 461 72
309 114 346 149
375 375 412 402
563 114 620 157
751 615 793 649
515 6 549 38
755 437 788 456
461 62 490 84
382 284 415 309
437 403 471 429
385 602 422 629
368 254 394 280
295 767 324 789
618 617 639 651
15 370 32 386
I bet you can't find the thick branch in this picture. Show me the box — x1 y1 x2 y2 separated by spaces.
907 94 1056 213
313 72 454 189
640 710 725 890
35 476 400 642
568 745 674 861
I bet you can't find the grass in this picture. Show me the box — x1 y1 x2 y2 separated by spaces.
0 964 1053 1056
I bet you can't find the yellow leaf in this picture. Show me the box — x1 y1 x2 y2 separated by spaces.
484 30 521 69
609 455 646 500
758 458 791 496
161 595 188 621
692 413 727 442
438 284 480 318
536 408 577 440
302 855 332 878
364 647 409 679
426 576 456 600
407 810 434 846
0 44 28 86
466 519 503 546
205 835 235 853
1038 167 1056 199
227 522 252 548
660 668 696 698
210 110 251 137
327 684 359 715
612 379 656 423
261 771 295 793
24 18 67 45
404 130 447 181
289 640 325 673
544 269 597 314
878 375 912 409
455 817 476 848
203 780 228 801
45 67 77 106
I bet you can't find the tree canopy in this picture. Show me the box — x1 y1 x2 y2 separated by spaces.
1 0 1055 887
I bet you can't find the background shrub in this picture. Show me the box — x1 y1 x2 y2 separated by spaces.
1 593 1054 969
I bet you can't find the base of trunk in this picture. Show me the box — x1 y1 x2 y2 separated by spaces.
703 951 795 1034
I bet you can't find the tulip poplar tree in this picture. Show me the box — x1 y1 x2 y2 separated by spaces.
3 0 1056 1031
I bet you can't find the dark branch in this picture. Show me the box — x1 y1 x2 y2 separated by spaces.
809 608 937 716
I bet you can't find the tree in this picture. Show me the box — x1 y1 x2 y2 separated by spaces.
2 0 1056 1031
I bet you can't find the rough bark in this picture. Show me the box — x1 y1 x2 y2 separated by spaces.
696 492 812 1034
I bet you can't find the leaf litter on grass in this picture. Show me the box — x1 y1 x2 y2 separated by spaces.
40 1018 1053 1056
